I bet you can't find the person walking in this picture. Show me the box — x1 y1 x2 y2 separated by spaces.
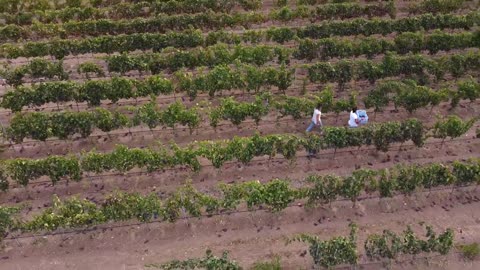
306 103 323 133
306 103 322 157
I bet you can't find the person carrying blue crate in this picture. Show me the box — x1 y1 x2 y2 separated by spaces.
348 107 368 128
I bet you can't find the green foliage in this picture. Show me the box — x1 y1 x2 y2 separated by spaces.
451 78 480 108
341 169 375 204
106 53 145 75
297 29 477 61
239 0 262 10
0 160 476 242
6 96 200 143
0 165 8 191
393 82 435 114
0 12 478 59
452 159 480 185
305 175 341 206
459 243 480 260
25 195 105 231
377 169 395 198
0 1 395 43
433 115 477 141
364 79 475 114
210 94 270 128
146 250 241 270
102 192 162 222
395 165 424 195
77 62 105 79
145 43 241 72
0 206 19 240
401 118 425 147
162 101 200 132
6 155 81 186
371 121 402 152
421 163 455 188
288 223 358 268
408 0 465 15
1 58 68 86
365 224 455 260
309 51 480 87
262 179 297 211
94 108 128 133
0 12 269 43
1 43 479 116
252 256 281 270
7 109 131 142
0 122 477 188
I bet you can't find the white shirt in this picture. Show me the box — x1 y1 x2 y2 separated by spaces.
312 109 321 124
348 111 358 127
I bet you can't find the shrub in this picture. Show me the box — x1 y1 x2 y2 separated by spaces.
459 243 480 260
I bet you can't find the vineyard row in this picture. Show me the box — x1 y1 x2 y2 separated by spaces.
105 30 480 74
5 79 480 143
0 117 477 189
3 52 480 111
4 29 479 86
178 224 454 270
0 2 399 42
0 0 464 26
152 220 455 270
0 0 263 14
0 11 478 59
291 222 454 269
2 159 475 254
0 0 263 26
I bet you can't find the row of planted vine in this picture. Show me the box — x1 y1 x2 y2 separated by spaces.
149 219 456 270
0 2 398 42
0 0 464 26
1 63 293 110
0 117 477 189
4 29 478 86
291 223 454 269
1 0 460 15
0 0 264 26
4 79 479 143
363 79 480 113
1 11 478 59
306 51 480 89
3 51 480 112
0 0 265 14
103 30 480 74
2 158 476 246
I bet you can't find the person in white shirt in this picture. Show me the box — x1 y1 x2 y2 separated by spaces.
306 103 322 133
306 103 322 158
348 107 360 128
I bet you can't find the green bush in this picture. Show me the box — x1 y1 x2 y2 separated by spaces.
459 243 480 260
253 256 282 270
